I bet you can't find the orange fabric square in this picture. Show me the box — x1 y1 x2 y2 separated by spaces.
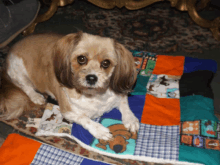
141 94 180 125
0 133 41 165
153 55 185 75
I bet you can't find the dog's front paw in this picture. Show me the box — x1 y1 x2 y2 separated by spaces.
87 122 112 140
29 92 46 105
122 114 139 133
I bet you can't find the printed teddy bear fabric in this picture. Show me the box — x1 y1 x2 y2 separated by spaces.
33 51 220 165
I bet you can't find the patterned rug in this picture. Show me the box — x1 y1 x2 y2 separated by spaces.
0 0 220 164
54 0 220 53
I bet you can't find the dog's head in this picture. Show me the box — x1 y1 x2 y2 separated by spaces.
53 32 137 96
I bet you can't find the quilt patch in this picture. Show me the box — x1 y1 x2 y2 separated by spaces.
134 124 179 160
91 119 137 155
152 55 184 76
146 74 180 99
31 144 84 165
141 94 181 125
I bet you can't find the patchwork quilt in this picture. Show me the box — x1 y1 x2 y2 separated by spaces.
2 51 220 165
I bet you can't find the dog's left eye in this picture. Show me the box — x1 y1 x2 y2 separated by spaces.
101 60 110 69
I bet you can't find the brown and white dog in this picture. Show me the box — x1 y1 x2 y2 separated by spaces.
0 32 139 140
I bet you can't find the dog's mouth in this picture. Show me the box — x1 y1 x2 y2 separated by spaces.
87 87 94 90
77 85 108 96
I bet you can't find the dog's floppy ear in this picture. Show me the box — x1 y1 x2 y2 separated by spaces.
110 41 137 94
53 31 83 88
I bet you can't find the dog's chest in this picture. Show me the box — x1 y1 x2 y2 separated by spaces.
69 90 120 119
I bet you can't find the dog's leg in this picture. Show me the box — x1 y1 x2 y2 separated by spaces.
64 112 113 140
7 54 45 105
57 88 112 140
119 95 139 133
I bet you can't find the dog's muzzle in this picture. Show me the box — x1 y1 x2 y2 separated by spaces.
86 74 98 85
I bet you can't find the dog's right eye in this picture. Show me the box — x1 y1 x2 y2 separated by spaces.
77 55 87 65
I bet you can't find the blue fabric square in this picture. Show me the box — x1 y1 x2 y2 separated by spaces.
184 57 217 73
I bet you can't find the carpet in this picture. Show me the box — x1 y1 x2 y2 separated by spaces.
41 0 220 53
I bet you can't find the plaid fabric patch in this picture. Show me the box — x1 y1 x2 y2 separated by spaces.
31 144 84 165
134 124 179 160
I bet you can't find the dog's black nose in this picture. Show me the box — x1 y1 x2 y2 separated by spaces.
86 74 98 85
113 145 123 153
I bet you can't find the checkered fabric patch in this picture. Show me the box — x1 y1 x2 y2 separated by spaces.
134 124 179 160
31 144 84 165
